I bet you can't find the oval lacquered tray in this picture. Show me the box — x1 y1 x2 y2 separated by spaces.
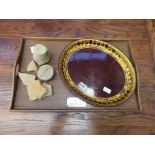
59 39 136 106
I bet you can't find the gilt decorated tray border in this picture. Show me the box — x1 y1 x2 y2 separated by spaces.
59 39 136 106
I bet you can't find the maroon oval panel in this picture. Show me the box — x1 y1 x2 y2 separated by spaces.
67 48 125 98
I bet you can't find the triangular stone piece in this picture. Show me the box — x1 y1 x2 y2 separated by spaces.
18 72 35 86
27 60 37 72
42 83 53 98
27 80 47 101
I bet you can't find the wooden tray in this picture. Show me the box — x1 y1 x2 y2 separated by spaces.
10 37 141 111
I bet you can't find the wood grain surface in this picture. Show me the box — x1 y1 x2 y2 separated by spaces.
0 19 155 134
146 19 155 63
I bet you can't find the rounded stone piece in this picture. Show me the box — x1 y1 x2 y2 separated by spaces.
33 44 50 65
37 65 54 81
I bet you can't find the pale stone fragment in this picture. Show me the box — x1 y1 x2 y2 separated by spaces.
27 60 37 72
42 83 53 98
18 72 35 86
26 80 47 101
